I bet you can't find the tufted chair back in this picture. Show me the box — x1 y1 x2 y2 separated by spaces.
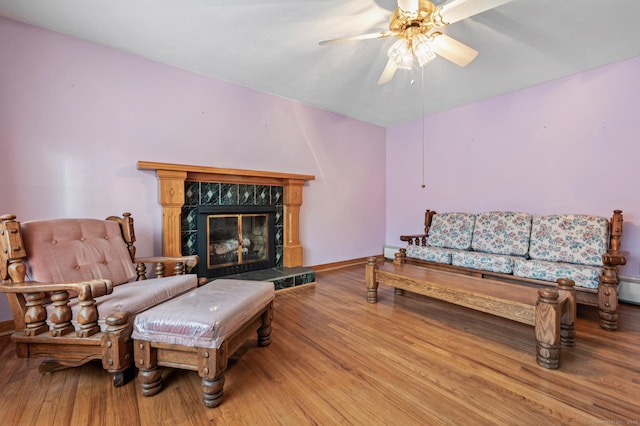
21 218 137 286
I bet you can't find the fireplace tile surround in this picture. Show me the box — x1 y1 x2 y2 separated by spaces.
138 161 316 290
181 182 284 267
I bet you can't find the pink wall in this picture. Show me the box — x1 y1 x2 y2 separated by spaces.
387 55 640 279
0 17 387 321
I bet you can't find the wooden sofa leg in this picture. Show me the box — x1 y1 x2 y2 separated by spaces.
598 279 619 331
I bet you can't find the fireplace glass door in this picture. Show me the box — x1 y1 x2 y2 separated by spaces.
207 213 269 268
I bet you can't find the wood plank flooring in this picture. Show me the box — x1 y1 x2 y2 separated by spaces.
1 263 639 425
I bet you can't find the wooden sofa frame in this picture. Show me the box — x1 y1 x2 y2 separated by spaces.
0 213 198 386
399 209 627 331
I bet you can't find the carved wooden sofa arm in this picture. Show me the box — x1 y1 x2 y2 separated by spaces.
0 278 113 337
400 234 428 246
399 209 436 246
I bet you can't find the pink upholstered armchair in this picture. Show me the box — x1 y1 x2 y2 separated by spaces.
0 212 199 386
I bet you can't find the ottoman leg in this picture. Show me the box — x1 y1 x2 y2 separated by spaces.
139 366 163 396
258 303 273 347
202 374 225 408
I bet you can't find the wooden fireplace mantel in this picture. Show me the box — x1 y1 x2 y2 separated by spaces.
138 161 315 268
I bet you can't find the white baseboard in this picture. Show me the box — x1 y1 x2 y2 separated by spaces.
619 276 640 305
384 245 640 305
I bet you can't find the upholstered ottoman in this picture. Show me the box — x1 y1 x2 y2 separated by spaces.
132 279 274 407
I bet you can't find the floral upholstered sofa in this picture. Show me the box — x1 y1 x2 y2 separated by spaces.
399 210 626 330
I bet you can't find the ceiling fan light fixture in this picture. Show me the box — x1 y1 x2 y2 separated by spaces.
412 33 436 66
388 39 413 70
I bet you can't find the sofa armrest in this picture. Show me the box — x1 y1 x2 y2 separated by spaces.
399 210 436 247
400 234 428 246
602 250 627 268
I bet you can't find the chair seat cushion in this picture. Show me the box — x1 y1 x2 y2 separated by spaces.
513 258 602 289
131 279 274 349
451 251 519 274
46 274 198 331
405 245 453 264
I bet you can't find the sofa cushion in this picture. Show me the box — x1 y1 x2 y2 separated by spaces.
47 274 198 331
451 251 518 274
405 245 453 264
22 218 137 286
427 212 476 250
513 258 602 289
471 212 532 256
528 214 609 267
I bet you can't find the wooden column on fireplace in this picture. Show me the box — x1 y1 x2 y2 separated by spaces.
138 161 315 268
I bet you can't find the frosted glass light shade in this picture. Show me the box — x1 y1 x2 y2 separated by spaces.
412 33 436 66
388 39 413 70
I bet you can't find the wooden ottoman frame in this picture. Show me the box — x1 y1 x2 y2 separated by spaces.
132 280 274 408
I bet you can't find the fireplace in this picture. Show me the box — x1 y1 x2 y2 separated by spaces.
138 161 317 289
197 206 276 278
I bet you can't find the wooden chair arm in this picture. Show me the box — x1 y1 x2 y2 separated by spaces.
133 255 199 279
0 279 112 337
0 278 113 299
134 255 199 268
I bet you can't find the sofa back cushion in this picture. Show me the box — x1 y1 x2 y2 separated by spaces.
528 214 609 267
471 211 532 256
22 218 137 285
427 212 476 250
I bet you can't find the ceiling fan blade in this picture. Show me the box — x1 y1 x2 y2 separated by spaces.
377 58 398 85
438 0 513 24
319 31 395 45
430 33 478 67
397 0 419 14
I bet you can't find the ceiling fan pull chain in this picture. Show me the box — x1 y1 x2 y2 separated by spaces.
421 65 426 189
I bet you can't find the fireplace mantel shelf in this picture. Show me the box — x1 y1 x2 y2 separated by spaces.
138 161 315 268
138 161 315 184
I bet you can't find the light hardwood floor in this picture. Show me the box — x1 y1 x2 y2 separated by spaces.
1 263 639 425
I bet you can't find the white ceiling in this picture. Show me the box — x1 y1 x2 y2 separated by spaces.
1 0 640 127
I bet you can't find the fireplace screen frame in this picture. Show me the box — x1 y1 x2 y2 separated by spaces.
196 205 276 278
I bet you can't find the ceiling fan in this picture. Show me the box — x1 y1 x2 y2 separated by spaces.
319 0 513 84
